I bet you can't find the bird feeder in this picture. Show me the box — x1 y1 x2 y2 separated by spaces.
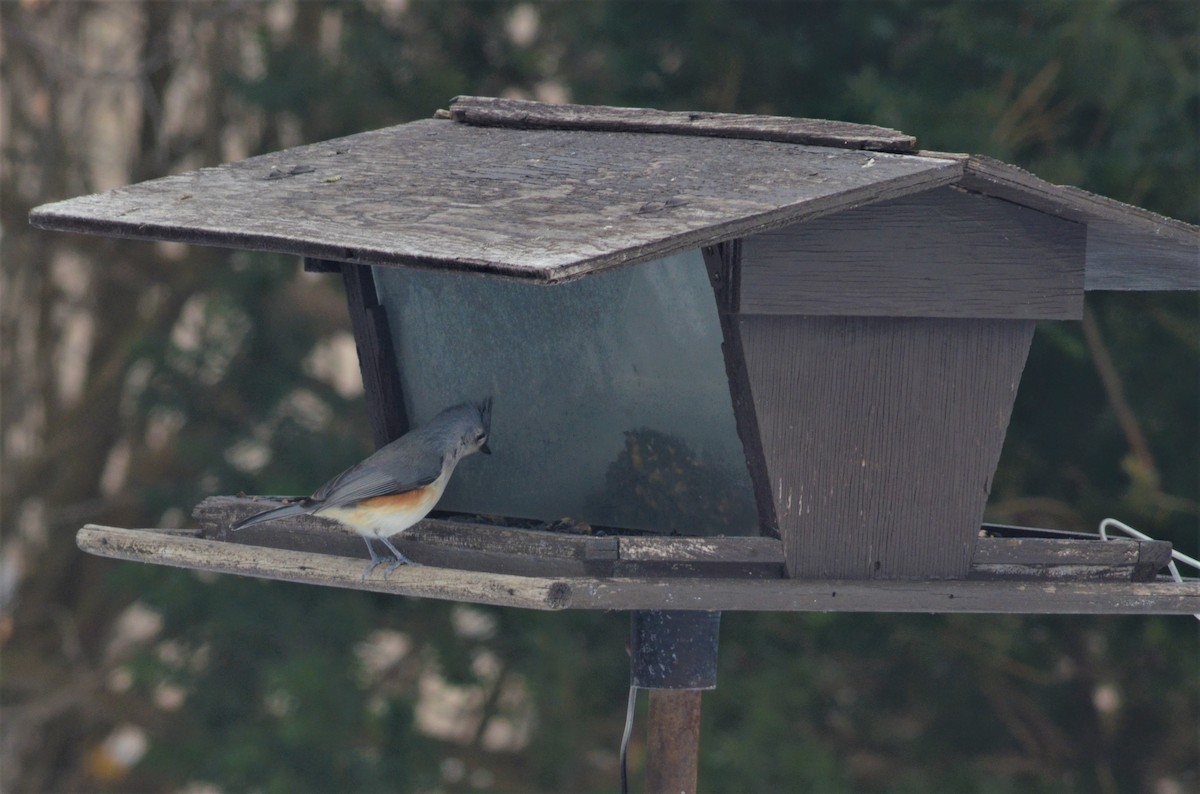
31 97 1200 791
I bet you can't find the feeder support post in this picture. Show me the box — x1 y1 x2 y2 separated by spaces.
630 610 721 794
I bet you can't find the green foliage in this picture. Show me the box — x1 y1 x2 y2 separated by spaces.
127 1 1200 790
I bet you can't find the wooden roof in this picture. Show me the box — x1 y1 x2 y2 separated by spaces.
30 96 1199 287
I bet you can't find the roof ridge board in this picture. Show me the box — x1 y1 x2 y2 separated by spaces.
446 95 917 153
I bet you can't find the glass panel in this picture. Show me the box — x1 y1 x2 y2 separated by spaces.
373 251 758 536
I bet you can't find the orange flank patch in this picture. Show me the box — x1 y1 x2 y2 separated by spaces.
356 487 437 511
319 484 444 536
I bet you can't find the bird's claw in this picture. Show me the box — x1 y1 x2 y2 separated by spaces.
384 555 415 577
361 559 385 582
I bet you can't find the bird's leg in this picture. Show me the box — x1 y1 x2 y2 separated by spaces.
380 535 415 575
361 537 386 581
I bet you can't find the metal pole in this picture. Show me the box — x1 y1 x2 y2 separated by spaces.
629 610 720 794
646 689 703 794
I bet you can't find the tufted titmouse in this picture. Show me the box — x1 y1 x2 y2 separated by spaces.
233 398 492 578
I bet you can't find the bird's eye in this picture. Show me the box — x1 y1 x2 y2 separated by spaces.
475 432 486 443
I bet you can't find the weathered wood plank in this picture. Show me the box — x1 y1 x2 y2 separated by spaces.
973 538 1139 565
28 119 962 283
974 526 1174 582
338 262 408 447
970 538 1173 582
198 496 783 578
971 564 1139 582
194 496 617 559
78 525 572 610
196 497 1170 583
447 96 917 152
737 187 1085 319
1136 539 1176 581
615 535 785 578
952 156 1199 291
618 536 784 563
958 156 1197 242
193 495 619 577
78 525 1200 613
1084 224 1200 291
564 576 1200 614
739 316 1034 579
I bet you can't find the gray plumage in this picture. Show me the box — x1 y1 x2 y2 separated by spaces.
232 397 492 533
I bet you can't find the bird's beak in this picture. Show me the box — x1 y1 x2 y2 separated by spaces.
480 441 492 455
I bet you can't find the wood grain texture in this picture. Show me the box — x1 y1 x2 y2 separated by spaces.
339 262 408 446
448 95 917 151
737 187 1085 319
739 316 1035 580
78 525 573 610
971 538 1172 582
78 524 1199 613
618 536 784 563
1084 224 1200 291
952 156 1199 291
563 575 1200 614
194 495 619 577
195 496 1166 582
28 119 961 283
615 535 785 578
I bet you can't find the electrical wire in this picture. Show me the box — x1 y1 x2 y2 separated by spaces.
620 684 638 794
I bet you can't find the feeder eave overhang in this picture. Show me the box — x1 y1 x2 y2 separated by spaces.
28 117 964 284
28 97 1200 288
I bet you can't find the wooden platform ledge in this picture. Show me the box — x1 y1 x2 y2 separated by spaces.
78 525 1200 614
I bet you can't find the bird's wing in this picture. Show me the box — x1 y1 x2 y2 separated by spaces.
311 441 442 508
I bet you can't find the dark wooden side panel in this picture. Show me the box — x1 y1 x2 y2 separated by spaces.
703 243 779 538
336 261 409 447
1084 223 1200 291
953 156 1199 291
740 315 1035 579
738 187 1086 319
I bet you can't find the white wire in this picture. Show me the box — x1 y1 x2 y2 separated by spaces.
620 685 637 794
1099 518 1200 621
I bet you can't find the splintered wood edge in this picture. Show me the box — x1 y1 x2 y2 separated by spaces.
78 525 571 611
79 525 1200 614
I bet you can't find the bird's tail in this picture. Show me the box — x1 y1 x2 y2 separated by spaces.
232 501 315 530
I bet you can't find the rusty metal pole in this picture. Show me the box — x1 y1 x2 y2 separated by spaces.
630 610 720 794
645 689 703 793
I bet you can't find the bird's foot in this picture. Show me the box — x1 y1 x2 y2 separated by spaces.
380 536 416 576
384 553 415 577
361 537 387 581
361 558 385 582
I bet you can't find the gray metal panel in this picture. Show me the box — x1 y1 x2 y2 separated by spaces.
738 187 1086 319
29 119 962 283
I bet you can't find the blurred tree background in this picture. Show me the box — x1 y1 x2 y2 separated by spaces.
2 1 1196 792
